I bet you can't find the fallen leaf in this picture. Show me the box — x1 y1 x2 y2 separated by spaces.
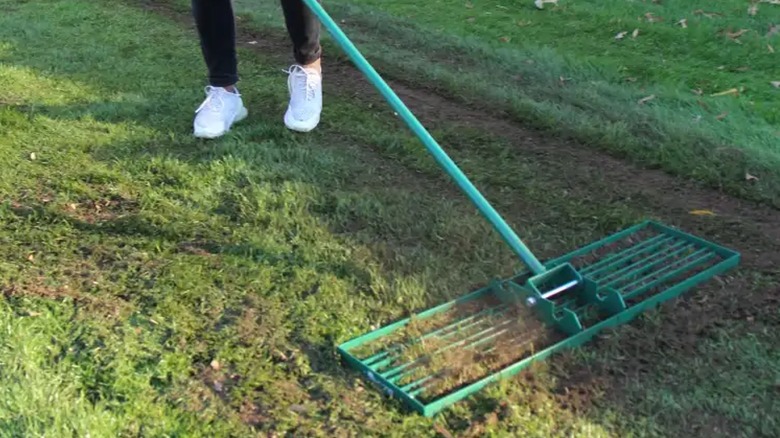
27 254 34 262
772 81 780 88
728 29 750 38
678 18 688 28
433 423 454 438
725 29 750 44
247 41 257 45
289 404 307 414
273 349 289 361
466 17 475 23
711 88 739 97
615 31 628 39
690 209 716 216
715 112 729 120
746 173 759 181
499 36 511 43
465 1 474 8
768 24 779 37
644 12 663 22
632 28 640 38
748 4 759 16
694 9 722 18
638 94 656 105
692 88 703 95
736 66 750 72
210 359 221 370
769 44 776 53
625 77 638 82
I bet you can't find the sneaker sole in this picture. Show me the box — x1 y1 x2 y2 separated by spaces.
194 106 249 139
284 109 320 133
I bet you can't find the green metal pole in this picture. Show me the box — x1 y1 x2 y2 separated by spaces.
301 0 546 275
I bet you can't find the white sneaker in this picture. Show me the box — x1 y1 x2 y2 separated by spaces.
193 85 248 139
535 0 557 9
283 64 322 132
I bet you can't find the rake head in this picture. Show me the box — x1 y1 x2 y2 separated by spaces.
337 221 740 417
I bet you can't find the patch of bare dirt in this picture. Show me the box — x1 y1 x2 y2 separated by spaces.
60 192 139 225
1 277 131 318
239 401 269 427
348 293 566 404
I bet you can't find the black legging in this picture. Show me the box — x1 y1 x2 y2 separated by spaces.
192 0 322 87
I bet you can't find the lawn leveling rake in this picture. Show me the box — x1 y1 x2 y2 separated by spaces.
302 0 741 416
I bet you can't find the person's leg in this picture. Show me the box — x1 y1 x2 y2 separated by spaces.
191 0 247 139
281 0 323 132
281 0 322 71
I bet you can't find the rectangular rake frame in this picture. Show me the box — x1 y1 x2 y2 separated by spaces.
337 221 740 416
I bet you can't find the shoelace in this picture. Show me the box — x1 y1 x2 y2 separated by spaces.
195 86 236 113
284 65 319 101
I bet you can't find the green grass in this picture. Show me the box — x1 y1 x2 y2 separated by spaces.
231 0 780 207
571 321 780 437
0 0 778 436
349 0 780 123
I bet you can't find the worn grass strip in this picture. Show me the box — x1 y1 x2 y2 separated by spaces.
229 0 780 208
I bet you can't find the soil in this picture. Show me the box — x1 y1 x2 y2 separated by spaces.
60 193 139 225
350 292 563 404
132 0 780 427
1 276 131 318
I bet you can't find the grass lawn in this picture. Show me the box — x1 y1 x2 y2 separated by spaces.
1 0 779 437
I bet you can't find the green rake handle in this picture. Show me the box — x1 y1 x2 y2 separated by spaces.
302 0 547 275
